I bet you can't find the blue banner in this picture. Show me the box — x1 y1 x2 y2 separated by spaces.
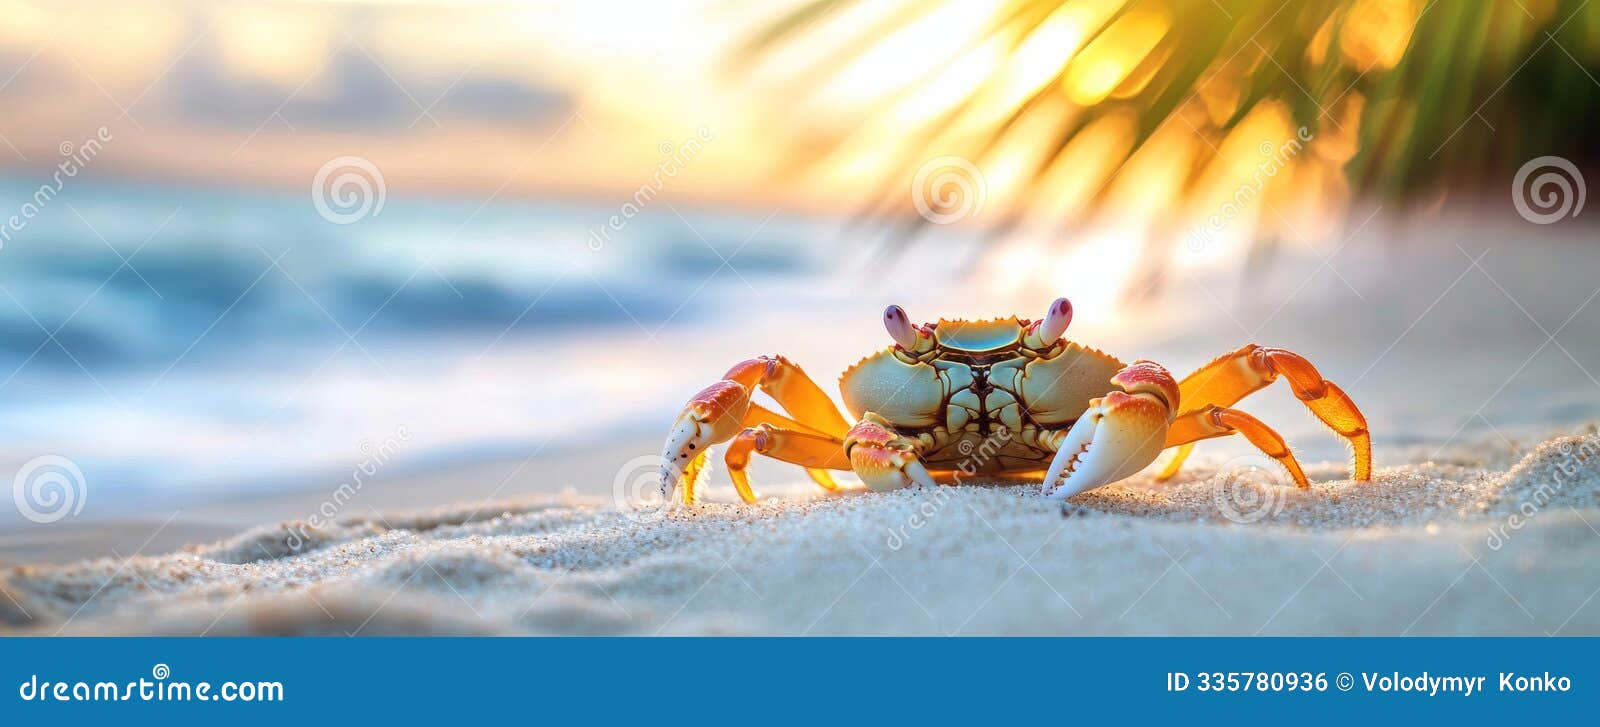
2 638 1592 724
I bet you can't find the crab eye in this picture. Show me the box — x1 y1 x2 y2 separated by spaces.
884 305 920 349
1037 297 1073 341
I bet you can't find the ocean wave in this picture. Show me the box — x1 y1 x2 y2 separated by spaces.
0 181 817 373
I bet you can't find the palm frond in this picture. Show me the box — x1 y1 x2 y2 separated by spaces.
738 0 1600 265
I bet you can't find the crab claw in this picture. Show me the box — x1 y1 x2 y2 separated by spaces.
845 415 935 492
1042 361 1178 500
660 380 751 503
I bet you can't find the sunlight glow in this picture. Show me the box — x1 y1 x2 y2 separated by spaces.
216 4 336 86
975 97 1078 217
1050 226 1142 317
0 1 49 42
979 0 1119 121
1024 110 1136 222
820 1 1004 109
1340 0 1420 71
1062 7 1170 105
888 37 1009 124
1179 101 1302 267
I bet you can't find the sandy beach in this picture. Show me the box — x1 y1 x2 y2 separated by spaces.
5 426 1598 636
2 209 1598 637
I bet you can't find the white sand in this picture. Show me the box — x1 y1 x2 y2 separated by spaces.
4 429 1599 636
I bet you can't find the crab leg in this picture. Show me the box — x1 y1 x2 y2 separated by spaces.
1041 360 1179 500
724 424 851 503
845 414 935 492
1163 344 1370 481
1166 405 1310 488
742 404 845 493
661 356 852 504
1154 443 1195 481
722 356 851 437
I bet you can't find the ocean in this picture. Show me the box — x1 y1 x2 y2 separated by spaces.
0 179 881 519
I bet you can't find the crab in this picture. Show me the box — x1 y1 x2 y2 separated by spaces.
660 297 1371 505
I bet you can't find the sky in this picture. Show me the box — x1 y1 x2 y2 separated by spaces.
0 0 803 206
0 0 1415 312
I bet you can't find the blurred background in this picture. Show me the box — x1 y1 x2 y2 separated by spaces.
1 0 1598 555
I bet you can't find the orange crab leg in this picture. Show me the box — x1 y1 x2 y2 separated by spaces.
722 356 850 438
744 403 845 493
662 356 853 504
1166 345 1370 481
724 424 851 503
1154 443 1194 481
1166 405 1310 488
744 402 831 437
677 449 712 505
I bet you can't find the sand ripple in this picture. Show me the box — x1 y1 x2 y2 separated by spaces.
5 433 1599 635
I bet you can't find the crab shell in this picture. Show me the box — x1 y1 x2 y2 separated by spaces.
838 315 1128 474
